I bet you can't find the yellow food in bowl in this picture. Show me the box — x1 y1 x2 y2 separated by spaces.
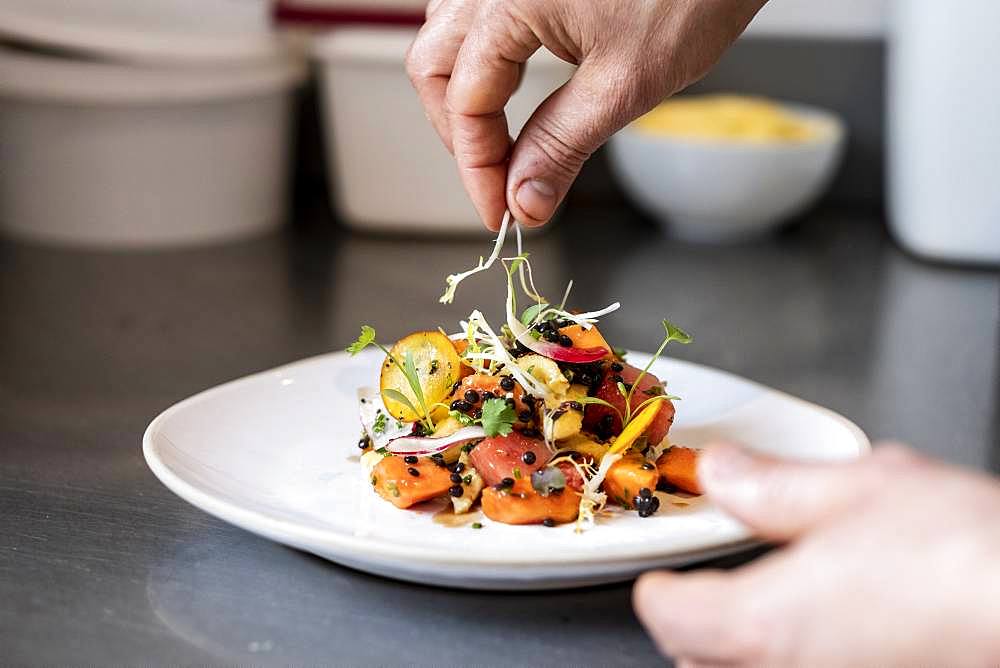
632 94 819 143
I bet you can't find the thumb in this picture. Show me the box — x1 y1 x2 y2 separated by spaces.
698 442 907 541
506 62 638 226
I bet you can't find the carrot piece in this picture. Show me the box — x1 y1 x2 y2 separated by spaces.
603 454 659 508
371 456 454 509
656 446 703 494
481 479 580 525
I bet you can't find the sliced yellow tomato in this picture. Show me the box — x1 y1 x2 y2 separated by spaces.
379 331 462 422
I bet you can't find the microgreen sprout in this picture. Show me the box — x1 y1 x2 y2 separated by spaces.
346 325 436 433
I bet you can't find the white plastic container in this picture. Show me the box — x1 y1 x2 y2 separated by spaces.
888 0 1000 265
313 28 575 234
0 0 281 65
0 47 305 248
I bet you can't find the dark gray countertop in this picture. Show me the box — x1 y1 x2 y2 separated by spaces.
1 205 997 666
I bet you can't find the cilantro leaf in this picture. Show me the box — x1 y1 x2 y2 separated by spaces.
480 397 516 437
448 410 476 426
346 325 376 355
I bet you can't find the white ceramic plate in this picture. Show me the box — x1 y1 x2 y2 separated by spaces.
143 350 869 590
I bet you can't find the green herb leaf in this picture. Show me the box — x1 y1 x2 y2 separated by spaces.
612 346 628 360
662 319 693 345
471 522 483 529
372 412 387 435
382 389 419 418
520 302 549 326
574 396 624 422
531 467 566 496
448 410 476 426
346 325 376 355
402 351 428 411
513 467 522 480
642 385 664 397
480 397 516 437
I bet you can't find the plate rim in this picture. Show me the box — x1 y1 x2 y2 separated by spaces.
142 351 870 568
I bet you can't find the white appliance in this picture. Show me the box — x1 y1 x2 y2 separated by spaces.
888 0 1000 265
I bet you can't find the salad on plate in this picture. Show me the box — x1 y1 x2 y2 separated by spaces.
347 213 702 530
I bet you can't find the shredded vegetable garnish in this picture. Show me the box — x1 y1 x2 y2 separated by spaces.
440 211 511 304
576 452 623 533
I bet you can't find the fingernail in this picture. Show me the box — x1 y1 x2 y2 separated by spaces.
515 179 557 222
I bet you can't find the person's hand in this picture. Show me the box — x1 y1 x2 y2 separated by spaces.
634 443 1000 667
406 0 767 230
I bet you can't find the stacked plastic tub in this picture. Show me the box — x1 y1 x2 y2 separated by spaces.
278 0 575 234
0 0 306 247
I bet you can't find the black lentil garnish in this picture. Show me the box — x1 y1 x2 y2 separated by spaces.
360 397 367 403
501 477 515 487
404 455 418 464
472 408 483 419
452 462 466 474
450 399 471 412
449 485 464 497
428 360 439 375
464 389 480 404
633 489 660 518
521 451 537 465
542 329 560 343
640 462 655 471
413 422 428 437
611 362 624 372
499 375 516 392
450 472 463 484
430 453 448 467
406 467 420 477
612 374 624 384
557 334 573 347
522 394 536 406
451 381 462 394
542 518 556 528
518 409 533 422
482 390 496 401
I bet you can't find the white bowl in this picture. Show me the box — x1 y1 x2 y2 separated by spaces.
608 103 846 242
313 27 575 234
0 46 306 248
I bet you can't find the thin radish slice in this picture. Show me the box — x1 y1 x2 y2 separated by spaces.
386 426 487 455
